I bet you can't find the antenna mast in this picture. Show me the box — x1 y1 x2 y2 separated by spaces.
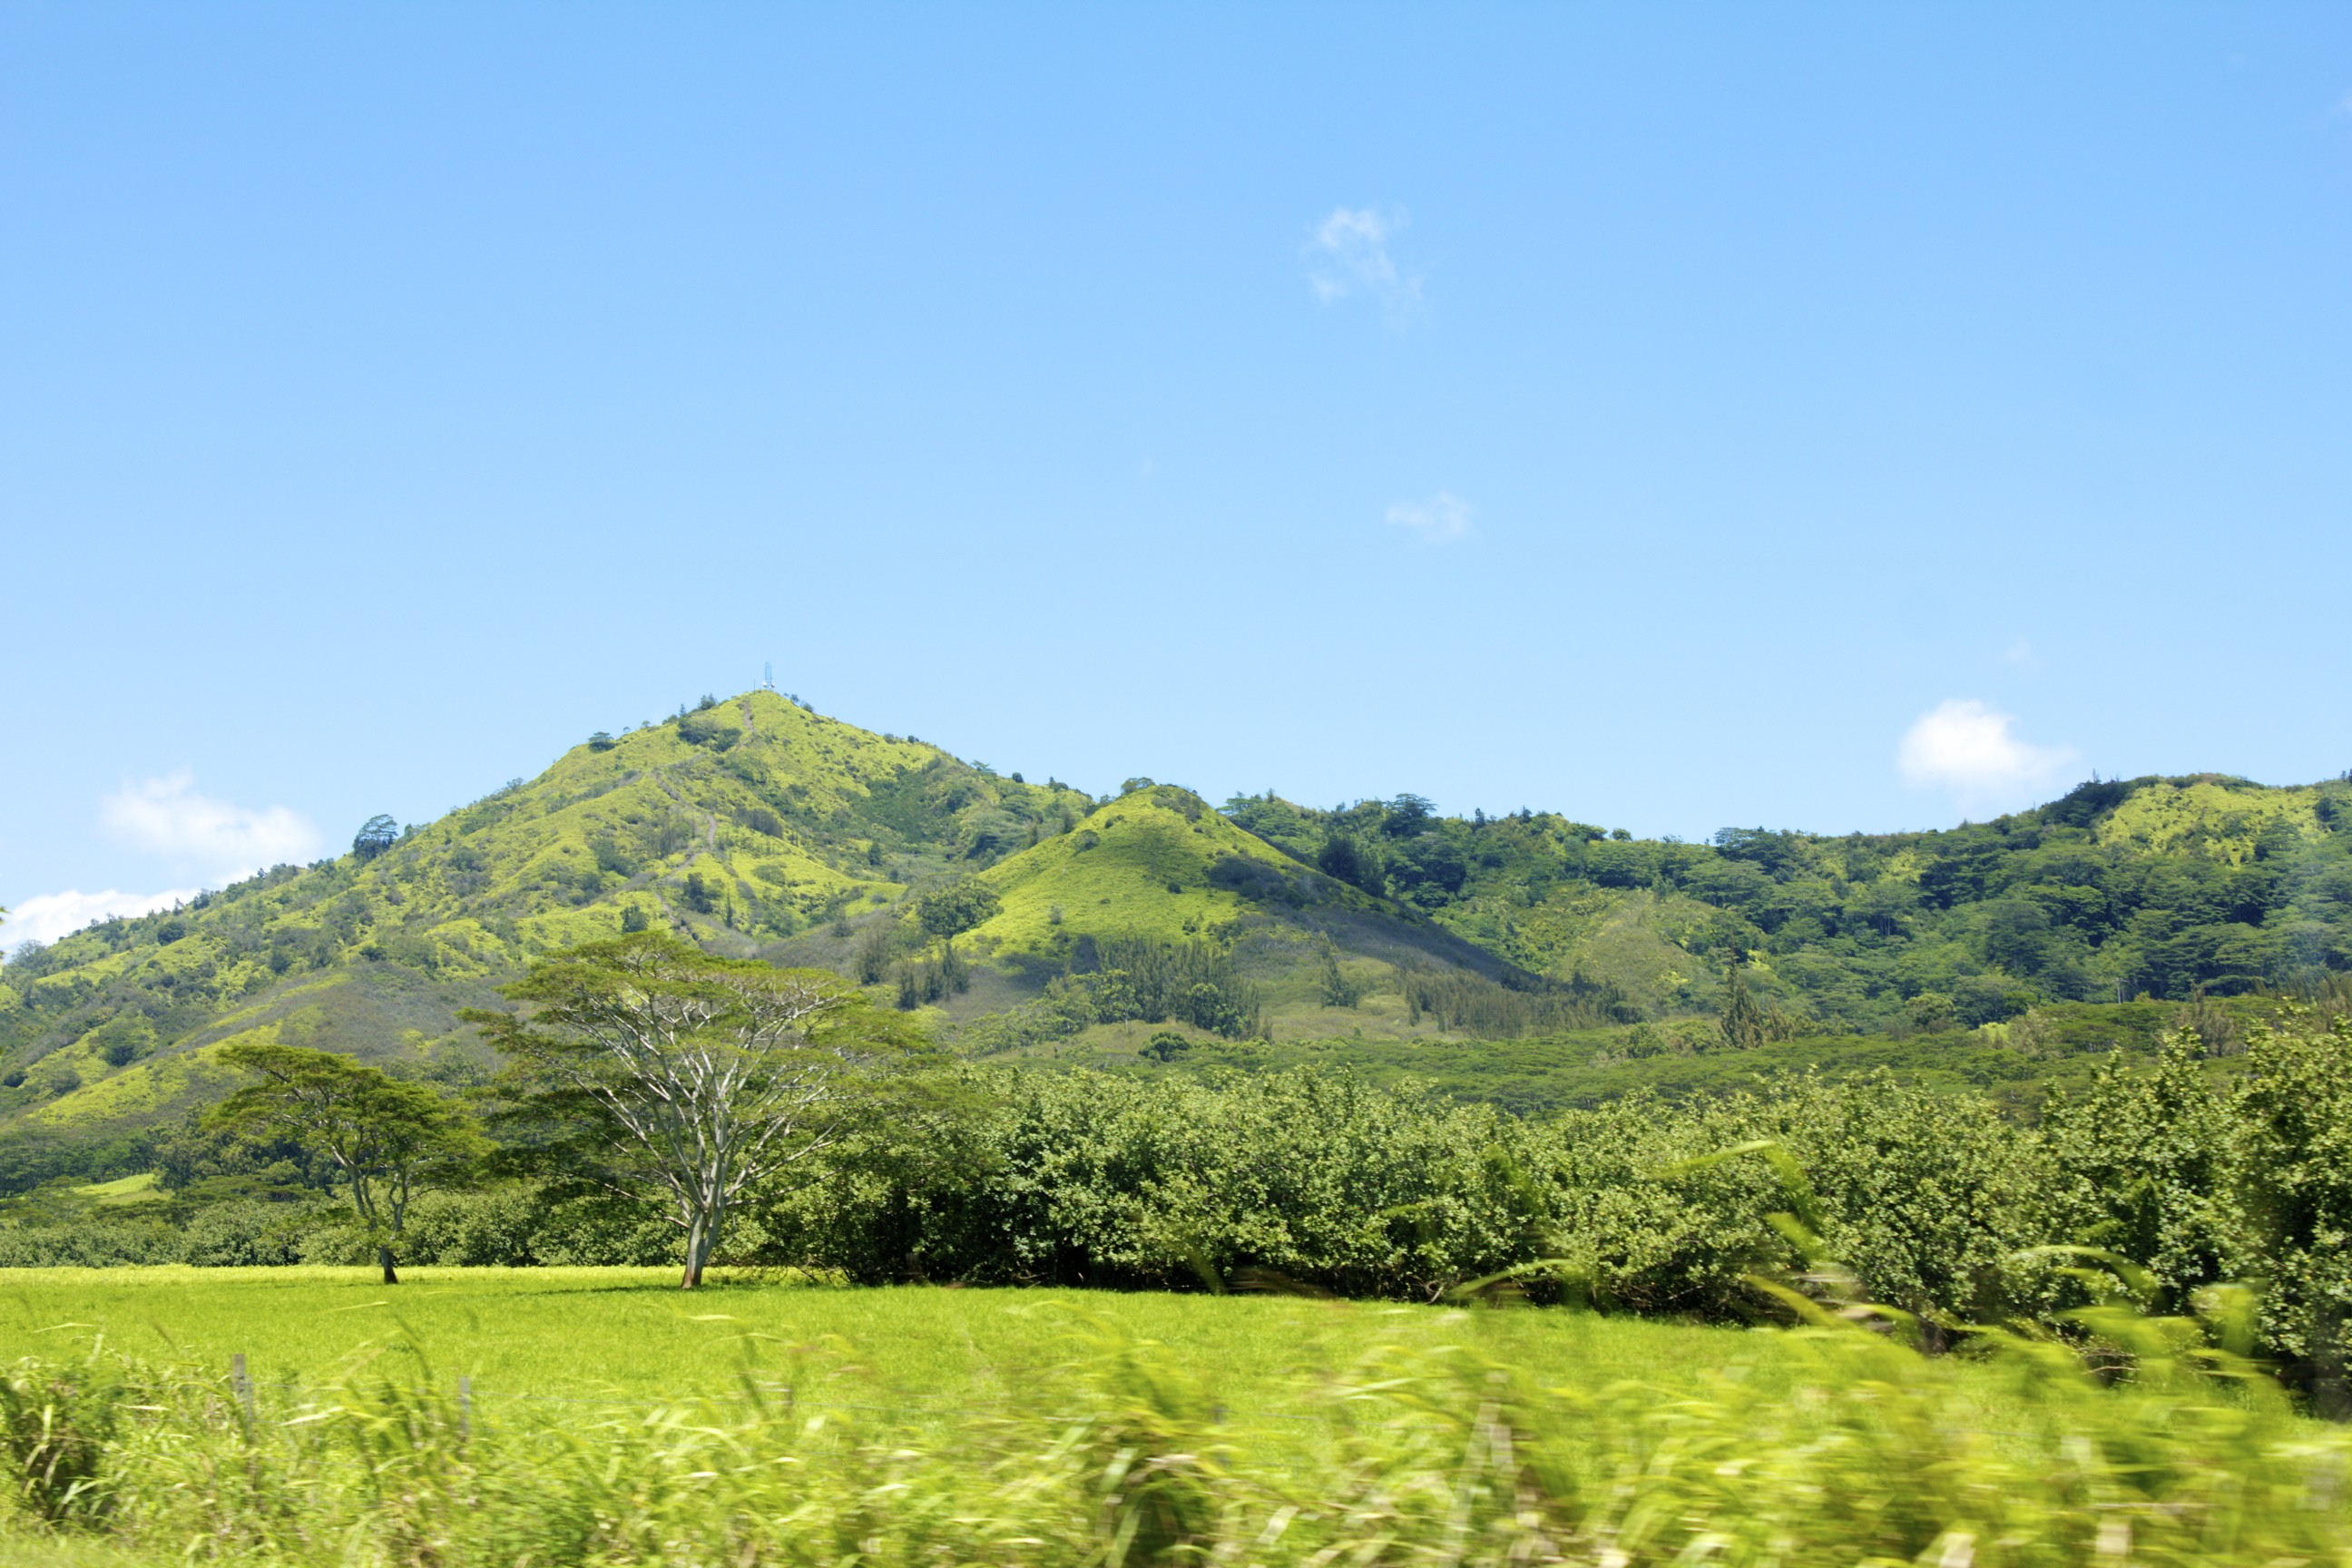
760 662 776 693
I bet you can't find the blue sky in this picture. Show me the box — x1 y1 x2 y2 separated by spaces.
5 4 2351 944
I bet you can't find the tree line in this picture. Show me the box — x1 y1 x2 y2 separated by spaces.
187 934 924 1288
19 922 2352 1406
1222 776 2352 1028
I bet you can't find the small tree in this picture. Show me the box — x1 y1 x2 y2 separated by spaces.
1317 829 1382 896
1382 794 1436 837
1718 959 1801 1050
913 878 1000 941
207 1044 479 1283
352 815 399 861
1718 958 1769 1052
1318 941 1363 1008
467 933 921 1288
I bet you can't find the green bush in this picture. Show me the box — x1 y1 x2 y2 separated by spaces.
0 1349 126 1524
179 1199 328 1267
730 1050 2183 1338
675 711 740 750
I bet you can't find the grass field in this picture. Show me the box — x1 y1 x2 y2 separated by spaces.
0 1266 1845 1426
0 1269 2343 1565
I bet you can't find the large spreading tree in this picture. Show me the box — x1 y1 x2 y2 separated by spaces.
467 932 920 1288
208 1043 480 1283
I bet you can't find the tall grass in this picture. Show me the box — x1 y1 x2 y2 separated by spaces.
0 1300 2342 1567
0 1270 1821 1411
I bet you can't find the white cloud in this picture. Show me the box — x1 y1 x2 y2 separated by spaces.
100 771 319 881
1308 206 1421 318
3 887 199 948
1386 490 1475 544
1897 700 2077 808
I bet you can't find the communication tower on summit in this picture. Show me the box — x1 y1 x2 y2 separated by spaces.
760 662 777 693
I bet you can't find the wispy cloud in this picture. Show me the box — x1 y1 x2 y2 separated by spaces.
1308 207 1421 319
101 771 319 881
1897 699 2077 813
1386 490 1475 544
3 887 198 948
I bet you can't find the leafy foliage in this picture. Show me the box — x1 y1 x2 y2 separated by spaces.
350 815 400 862
468 932 922 1286
912 878 999 939
207 1041 479 1281
1225 771 2352 1029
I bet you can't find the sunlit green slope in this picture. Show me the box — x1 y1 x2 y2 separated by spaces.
0 698 1489 1161
6 689 2352 1181
0 693 1081 1145
1227 770 2352 1035
970 785 1382 953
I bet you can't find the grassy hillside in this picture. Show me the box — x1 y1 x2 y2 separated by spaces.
0 698 1496 1177
1034 995 2263 1119
0 694 1090 1169
970 785 1367 953
5 691 2350 1188
1227 771 2352 1034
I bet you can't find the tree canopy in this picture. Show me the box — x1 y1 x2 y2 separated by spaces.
467 932 924 1287
206 1041 478 1282
350 815 399 861
914 878 1001 941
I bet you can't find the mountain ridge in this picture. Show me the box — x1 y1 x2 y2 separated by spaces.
5 691 2349 1181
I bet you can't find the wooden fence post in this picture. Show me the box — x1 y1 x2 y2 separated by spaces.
230 1352 255 1425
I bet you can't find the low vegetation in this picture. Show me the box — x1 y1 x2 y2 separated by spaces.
5 1002 2351 1414
0 1274 2339 1566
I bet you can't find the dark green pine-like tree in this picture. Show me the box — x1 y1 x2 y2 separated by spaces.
351 815 400 862
1718 956 1770 1053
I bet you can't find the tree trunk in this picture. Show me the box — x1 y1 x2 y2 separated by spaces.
681 1216 709 1289
377 1245 399 1286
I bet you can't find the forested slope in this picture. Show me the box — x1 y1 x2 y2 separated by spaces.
0 693 1081 1172
0 695 1473 1174
4 689 2349 1185
1228 771 2352 1032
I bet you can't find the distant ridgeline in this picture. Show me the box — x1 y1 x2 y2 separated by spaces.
1 687 2348 1182
1223 773 2352 1027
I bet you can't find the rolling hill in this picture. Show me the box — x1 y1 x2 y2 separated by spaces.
5 689 2350 1185
0 694 1511 1176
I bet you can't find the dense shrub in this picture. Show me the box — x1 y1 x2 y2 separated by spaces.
0 1218 181 1268
10 1011 2352 1395
741 1011 2352 1372
675 711 741 750
740 1065 2054 1318
179 1199 328 1267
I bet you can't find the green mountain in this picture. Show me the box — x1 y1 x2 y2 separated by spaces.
4 690 2349 1183
0 694 1494 1173
1228 772 2352 1031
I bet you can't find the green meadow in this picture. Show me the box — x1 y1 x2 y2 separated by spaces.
2 1267 1839 1422
0 1269 2343 1566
